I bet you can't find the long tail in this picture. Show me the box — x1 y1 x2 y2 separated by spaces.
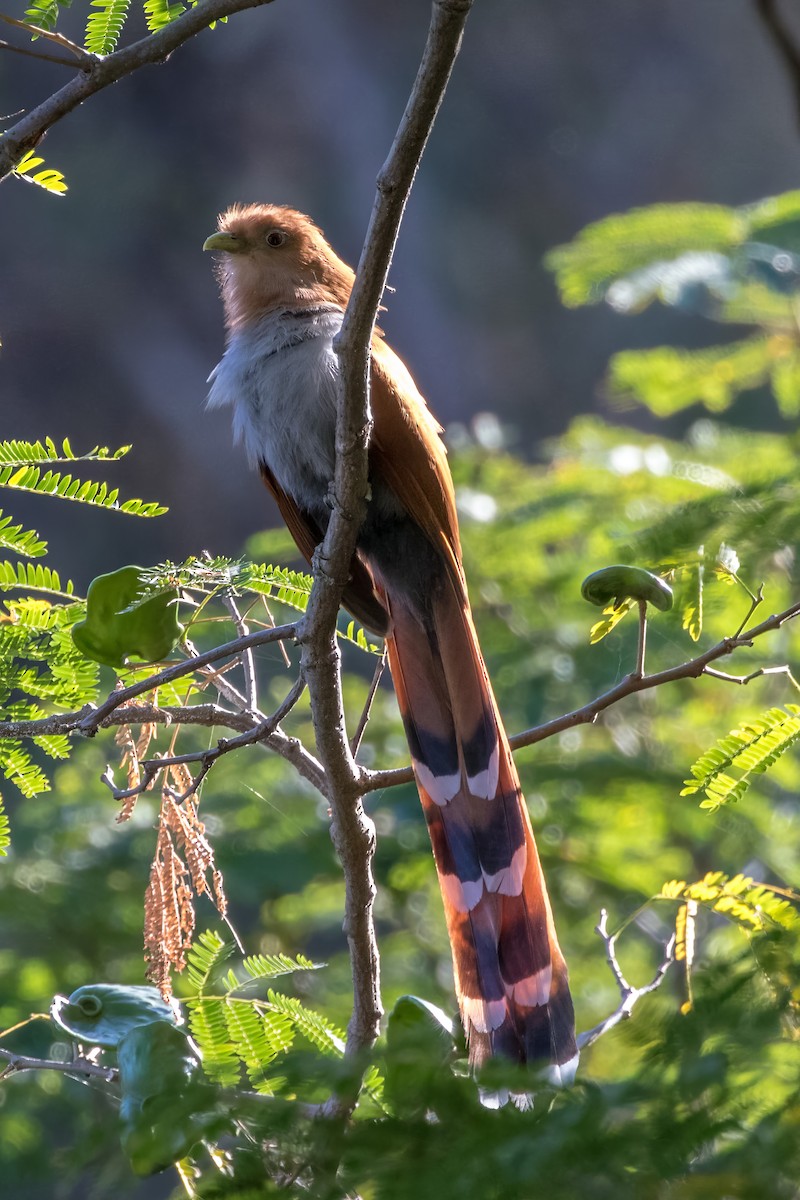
383 575 577 1079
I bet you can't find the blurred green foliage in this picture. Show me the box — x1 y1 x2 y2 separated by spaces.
3 414 800 1196
547 189 800 418
3 192 800 1195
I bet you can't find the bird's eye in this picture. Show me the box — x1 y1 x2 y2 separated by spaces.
265 230 287 247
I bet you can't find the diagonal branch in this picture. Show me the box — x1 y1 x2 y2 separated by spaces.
362 596 800 793
0 0 277 181
0 12 94 64
222 592 258 711
0 37 86 69
755 0 800 132
77 621 297 734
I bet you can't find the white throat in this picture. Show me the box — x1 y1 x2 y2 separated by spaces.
207 307 344 508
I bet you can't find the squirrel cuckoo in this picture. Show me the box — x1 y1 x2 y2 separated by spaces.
204 204 577 1080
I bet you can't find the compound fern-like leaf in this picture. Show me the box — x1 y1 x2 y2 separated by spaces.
681 705 800 810
84 0 130 52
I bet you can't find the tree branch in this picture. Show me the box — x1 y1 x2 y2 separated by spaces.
0 1045 117 1083
0 0 276 181
296 0 474 1105
0 37 86 69
3 594 800 801
0 12 94 66
577 910 676 1051
223 592 258 711
755 0 800 132
361 596 800 793
77 621 296 734
100 676 307 802
350 648 387 757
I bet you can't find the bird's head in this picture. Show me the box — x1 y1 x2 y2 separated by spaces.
203 203 355 332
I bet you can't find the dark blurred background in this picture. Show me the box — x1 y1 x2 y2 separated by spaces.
3 0 800 584
4 7 800 1196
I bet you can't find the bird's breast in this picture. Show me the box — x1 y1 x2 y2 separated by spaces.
207 309 343 517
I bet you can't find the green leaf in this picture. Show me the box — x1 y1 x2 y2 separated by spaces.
138 556 381 653
0 460 166 516
21 0 72 31
771 347 800 417
0 560 74 599
84 0 130 52
142 0 185 30
240 951 319 984
386 995 456 1116
185 929 237 997
681 706 800 810
0 510 47 558
744 190 800 250
186 997 241 1087
588 597 634 644
0 439 130 465
0 794 9 856
658 871 799 933
71 565 182 667
11 150 68 196
581 564 673 611
602 252 733 317
672 557 704 642
265 990 346 1056
0 739 50 797
608 337 774 417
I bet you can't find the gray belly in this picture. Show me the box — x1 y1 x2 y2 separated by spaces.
208 316 443 612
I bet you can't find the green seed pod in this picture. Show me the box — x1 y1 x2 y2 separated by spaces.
581 565 673 612
72 565 181 667
50 983 181 1048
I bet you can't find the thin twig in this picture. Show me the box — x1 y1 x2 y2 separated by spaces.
576 909 676 1051
77 622 296 735
350 648 387 757
634 600 647 679
100 676 307 802
704 663 800 689
732 582 764 639
0 12 94 66
223 593 258 711
0 38 86 68
4 595 800 799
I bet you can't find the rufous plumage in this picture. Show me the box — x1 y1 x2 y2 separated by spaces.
204 204 577 1080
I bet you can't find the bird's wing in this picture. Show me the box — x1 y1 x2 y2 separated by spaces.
369 337 465 592
258 459 389 636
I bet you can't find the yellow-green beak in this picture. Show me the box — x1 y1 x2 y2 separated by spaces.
203 232 241 253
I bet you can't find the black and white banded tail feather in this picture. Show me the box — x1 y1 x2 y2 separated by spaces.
381 572 578 1081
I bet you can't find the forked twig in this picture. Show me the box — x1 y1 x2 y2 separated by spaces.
577 909 676 1051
